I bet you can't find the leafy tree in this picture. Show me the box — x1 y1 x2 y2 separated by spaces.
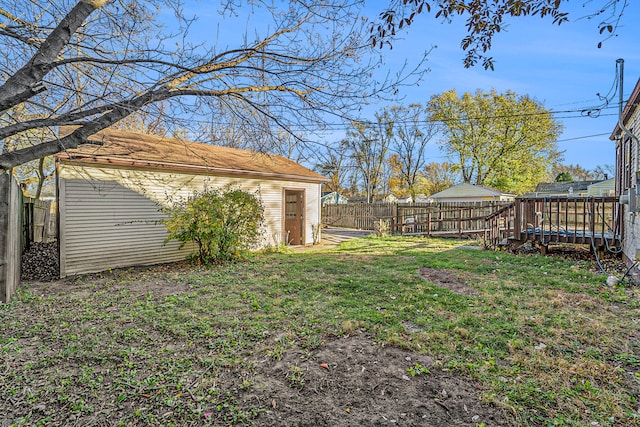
418 162 459 196
371 1 627 69
0 0 626 172
555 172 574 182
13 157 55 199
552 164 591 181
552 163 614 182
428 89 562 195
387 154 408 198
162 187 265 264
3 122 56 199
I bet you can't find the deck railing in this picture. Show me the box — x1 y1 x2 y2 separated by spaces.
485 196 622 249
391 203 508 237
321 197 623 251
484 202 517 247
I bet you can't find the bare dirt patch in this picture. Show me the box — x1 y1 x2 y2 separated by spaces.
418 267 480 296
250 335 509 426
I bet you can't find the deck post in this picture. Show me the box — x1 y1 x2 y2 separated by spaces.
514 198 522 239
589 198 596 245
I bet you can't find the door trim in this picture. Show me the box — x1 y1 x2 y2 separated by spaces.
283 188 305 245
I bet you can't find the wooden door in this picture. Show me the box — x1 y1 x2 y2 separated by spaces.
284 190 304 245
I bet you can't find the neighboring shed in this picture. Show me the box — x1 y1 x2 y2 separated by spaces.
428 183 515 203
397 197 412 204
55 129 327 277
321 191 348 205
414 194 430 203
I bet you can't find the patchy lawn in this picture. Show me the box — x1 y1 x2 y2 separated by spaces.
2 237 640 426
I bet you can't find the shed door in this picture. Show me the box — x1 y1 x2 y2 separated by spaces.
284 190 305 245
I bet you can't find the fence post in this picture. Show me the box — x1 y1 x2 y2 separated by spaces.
589 197 596 245
514 198 521 238
0 172 8 303
393 203 398 232
0 172 22 303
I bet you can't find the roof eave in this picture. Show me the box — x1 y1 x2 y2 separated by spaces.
56 155 329 184
610 77 640 140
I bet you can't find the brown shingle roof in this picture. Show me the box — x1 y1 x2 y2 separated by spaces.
56 128 327 183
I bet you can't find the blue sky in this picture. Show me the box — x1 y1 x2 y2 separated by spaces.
360 1 640 170
180 1 640 171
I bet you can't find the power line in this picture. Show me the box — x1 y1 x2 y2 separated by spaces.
142 103 625 132
556 132 612 143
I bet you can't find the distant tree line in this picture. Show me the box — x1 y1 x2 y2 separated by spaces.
313 88 613 202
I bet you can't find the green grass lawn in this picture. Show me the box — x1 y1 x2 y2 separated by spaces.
1 236 639 426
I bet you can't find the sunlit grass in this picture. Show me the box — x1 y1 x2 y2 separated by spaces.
1 235 639 426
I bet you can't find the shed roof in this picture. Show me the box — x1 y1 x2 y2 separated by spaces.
55 128 328 183
429 183 512 199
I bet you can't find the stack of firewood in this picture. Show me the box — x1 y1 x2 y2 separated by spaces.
21 241 59 282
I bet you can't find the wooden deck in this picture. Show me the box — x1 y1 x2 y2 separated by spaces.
390 196 622 251
322 197 623 252
484 196 622 250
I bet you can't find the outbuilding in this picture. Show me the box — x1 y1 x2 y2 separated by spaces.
55 129 327 277
428 183 515 203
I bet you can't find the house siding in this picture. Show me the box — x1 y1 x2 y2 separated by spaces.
608 77 640 266
618 111 640 262
59 163 321 277
587 179 615 197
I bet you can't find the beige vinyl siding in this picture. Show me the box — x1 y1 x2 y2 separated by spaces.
587 179 615 197
59 177 194 277
622 109 640 262
59 163 322 276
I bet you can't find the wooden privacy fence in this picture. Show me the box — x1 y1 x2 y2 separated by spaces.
322 203 396 230
23 198 57 248
322 201 509 235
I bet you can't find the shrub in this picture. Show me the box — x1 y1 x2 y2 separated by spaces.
162 186 265 263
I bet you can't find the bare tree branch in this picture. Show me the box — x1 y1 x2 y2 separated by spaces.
0 0 429 171
0 0 101 113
